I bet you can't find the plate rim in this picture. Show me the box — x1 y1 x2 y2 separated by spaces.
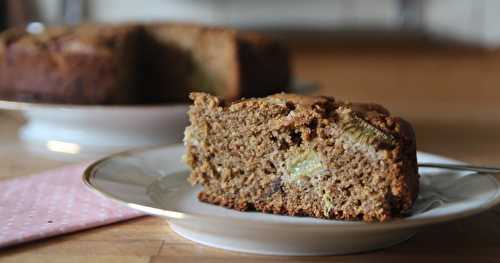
0 99 188 111
0 80 317 112
83 144 500 231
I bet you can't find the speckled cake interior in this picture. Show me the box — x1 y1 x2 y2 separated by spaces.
184 92 419 222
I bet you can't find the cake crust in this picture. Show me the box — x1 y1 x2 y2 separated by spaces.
184 92 419 222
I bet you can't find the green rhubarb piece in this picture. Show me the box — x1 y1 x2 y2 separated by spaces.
322 193 334 217
287 149 323 179
340 114 396 147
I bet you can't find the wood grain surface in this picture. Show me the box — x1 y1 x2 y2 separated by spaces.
1 41 500 262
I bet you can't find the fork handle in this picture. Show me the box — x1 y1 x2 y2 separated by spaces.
418 163 500 174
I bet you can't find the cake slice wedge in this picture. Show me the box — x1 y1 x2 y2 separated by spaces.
184 92 419 222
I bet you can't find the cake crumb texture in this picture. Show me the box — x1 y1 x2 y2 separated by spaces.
184 92 419 222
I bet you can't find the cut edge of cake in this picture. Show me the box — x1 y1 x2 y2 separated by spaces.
184 92 419 222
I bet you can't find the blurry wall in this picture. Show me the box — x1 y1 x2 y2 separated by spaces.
90 0 399 30
424 0 500 47
27 0 500 48
33 0 399 28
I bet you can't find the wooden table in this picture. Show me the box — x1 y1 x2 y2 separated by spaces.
1 40 500 262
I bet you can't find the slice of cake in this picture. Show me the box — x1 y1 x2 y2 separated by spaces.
184 92 419 222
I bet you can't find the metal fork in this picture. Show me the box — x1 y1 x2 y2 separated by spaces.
418 163 500 175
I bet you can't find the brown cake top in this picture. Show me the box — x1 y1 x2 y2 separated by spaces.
0 22 278 56
0 24 137 55
190 92 413 150
192 92 391 126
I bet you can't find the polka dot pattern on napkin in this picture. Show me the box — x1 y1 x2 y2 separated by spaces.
0 163 145 248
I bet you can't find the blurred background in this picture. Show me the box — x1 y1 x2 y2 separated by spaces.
1 0 500 169
5 0 500 47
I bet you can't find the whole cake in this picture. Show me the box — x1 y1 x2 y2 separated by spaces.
184 92 419 222
0 23 290 104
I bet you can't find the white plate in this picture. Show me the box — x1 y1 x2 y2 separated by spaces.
0 81 316 161
83 144 500 255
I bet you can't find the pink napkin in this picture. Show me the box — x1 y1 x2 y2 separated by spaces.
0 163 145 248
